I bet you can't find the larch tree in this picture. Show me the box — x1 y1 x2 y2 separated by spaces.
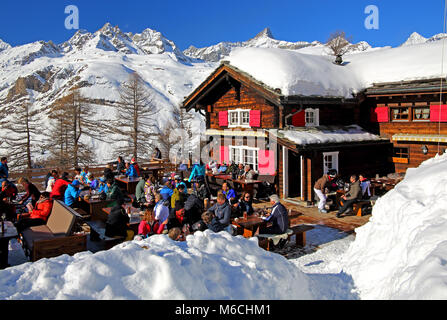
2 98 41 170
46 89 104 167
110 72 157 162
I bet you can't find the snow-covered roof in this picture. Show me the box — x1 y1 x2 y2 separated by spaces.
268 125 382 146
226 40 447 98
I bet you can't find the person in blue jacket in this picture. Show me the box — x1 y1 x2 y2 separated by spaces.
0 157 9 183
125 162 138 178
97 177 109 194
188 161 205 183
174 176 188 195
64 180 82 208
160 181 174 202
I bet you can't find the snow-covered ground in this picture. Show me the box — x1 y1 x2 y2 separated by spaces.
3 153 447 300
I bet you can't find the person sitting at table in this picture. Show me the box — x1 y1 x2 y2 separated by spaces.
258 194 289 235
124 161 138 178
0 180 18 221
236 163 245 179
218 162 228 174
207 160 219 174
207 192 232 230
359 173 371 200
337 175 361 218
152 147 162 161
191 178 209 201
167 200 188 230
174 176 188 194
80 166 90 183
130 157 141 177
44 170 58 191
50 172 70 201
136 208 157 239
200 210 227 233
188 161 205 183
184 192 204 226
221 182 237 204
64 179 82 208
0 157 9 183
171 183 186 209
105 198 134 240
116 156 126 175
144 176 157 207
236 192 254 218
313 169 337 214
97 177 108 194
135 173 149 208
106 178 124 207
240 165 256 180
154 192 170 234
104 164 115 180
17 177 41 208
160 181 173 204
15 192 53 234
87 173 100 190
74 167 83 183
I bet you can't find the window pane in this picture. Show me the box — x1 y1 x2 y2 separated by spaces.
230 112 239 125
241 111 250 124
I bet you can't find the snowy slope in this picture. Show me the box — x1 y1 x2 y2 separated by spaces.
342 153 447 299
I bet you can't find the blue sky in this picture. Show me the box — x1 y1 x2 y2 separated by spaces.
0 0 445 50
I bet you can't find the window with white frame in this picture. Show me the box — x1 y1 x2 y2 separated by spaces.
305 108 319 127
229 145 259 171
323 151 339 174
228 109 251 128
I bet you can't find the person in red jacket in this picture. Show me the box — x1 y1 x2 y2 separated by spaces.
15 192 53 234
50 172 71 201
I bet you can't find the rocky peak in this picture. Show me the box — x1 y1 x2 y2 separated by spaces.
401 32 428 46
0 39 11 52
251 27 275 40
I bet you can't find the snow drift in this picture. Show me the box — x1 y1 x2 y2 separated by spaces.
342 153 447 299
0 231 313 300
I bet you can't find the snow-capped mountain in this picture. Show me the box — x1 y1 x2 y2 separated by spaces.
0 39 11 52
183 27 374 62
0 23 215 166
401 31 447 46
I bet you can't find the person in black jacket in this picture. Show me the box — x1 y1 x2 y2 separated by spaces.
183 193 204 225
105 198 133 240
235 192 254 218
259 194 289 235
116 156 126 175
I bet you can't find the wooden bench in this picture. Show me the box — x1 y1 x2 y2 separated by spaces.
20 200 87 262
257 224 314 251
353 200 372 217
86 220 125 250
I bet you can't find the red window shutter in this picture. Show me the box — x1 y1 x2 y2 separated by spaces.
220 146 229 164
292 110 305 127
430 105 447 122
249 110 261 127
371 107 389 122
258 150 276 175
219 111 228 127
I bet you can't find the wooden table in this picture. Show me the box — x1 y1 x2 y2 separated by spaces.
231 179 263 198
0 221 18 269
232 215 267 238
102 205 143 235
140 166 163 180
115 176 141 195
79 196 113 221
370 178 399 196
